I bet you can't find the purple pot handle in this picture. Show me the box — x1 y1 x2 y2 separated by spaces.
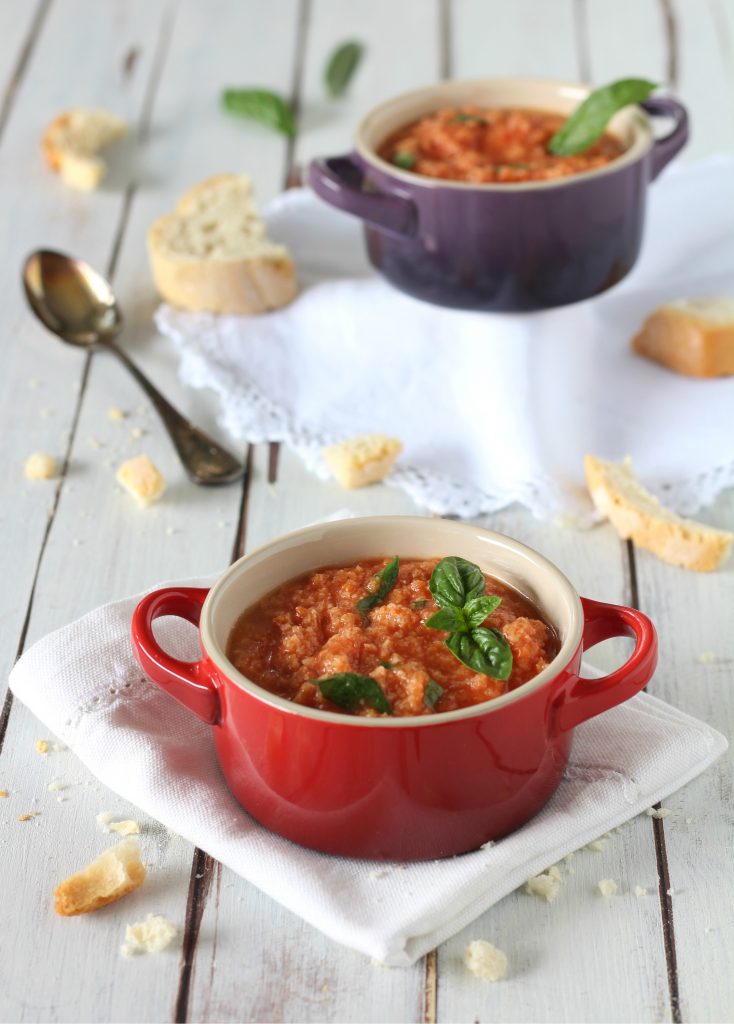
642 97 689 181
309 155 418 237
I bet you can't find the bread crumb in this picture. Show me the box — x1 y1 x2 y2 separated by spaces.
108 406 126 421
54 839 145 915
24 453 57 480
120 913 177 956
57 796 68 803
110 820 141 836
48 780 65 792
697 651 716 664
586 838 606 852
0 790 8 798
320 982 330 994
35 739 49 755
634 885 648 897
464 940 508 982
480 839 495 850
52 742 67 752
19 811 40 821
28 378 41 389
116 454 166 507
96 810 115 832
42 108 128 191
323 434 403 489
598 879 618 897
525 865 562 903
130 426 145 440
646 807 671 819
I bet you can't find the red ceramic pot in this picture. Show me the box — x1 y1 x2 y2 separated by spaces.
131 517 657 861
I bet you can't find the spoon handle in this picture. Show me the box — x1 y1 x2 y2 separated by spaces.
105 341 245 486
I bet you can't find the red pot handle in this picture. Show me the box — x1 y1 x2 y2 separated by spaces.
555 597 658 732
130 587 220 725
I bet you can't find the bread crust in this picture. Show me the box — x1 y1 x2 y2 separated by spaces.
54 839 146 916
632 304 734 378
584 454 733 572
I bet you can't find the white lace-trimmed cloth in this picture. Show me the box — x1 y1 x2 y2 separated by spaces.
156 157 734 523
8 571 728 965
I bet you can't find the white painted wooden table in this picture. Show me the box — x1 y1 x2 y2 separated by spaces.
1 2 732 1021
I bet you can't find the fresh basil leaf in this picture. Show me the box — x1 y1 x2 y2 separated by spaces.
392 151 416 169
464 594 502 629
425 606 466 632
355 556 400 622
315 673 391 714
222 88 296 137
429 556 486 610
424 678 444 711
445 627 512 681
411 599 429 610
548 77 657 156
324 40 364 98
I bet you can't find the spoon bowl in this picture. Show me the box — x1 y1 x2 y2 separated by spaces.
23 250 122 347
22 249 245 486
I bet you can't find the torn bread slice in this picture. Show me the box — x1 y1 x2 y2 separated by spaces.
323 433 403 488
631 298 734 378
42 108 128 191
54 839 146 916
584 454 733 572
147 174 297 314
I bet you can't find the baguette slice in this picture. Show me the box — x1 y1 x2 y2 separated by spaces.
631 298 734 378
584 454 733 572
54 839 146 916
41 108 128 191
147 174 297 314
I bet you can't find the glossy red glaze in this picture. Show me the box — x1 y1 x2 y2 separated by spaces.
131 542 657 861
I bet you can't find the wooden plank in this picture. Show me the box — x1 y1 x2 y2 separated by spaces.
185 1 444 1018
438 2 673 1020
630 488 734 1022
0 0 49 142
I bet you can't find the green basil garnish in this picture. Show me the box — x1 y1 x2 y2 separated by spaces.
356 556 399 622
324 40 364 98
221 88 296 137
424 678 444 711
429 556 486 610
548 77 657 156
451 112 487 125
412 599 429 610
392 151 416 170
315 673 391 714
426 556 512 681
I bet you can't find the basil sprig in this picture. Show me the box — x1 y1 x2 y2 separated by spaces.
355 556 399 622
315 673 391 714
548 78 657 156
222 88 296 137
324 40 364 98
426 557 512 681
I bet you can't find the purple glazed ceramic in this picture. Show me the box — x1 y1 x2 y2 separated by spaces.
308 79 688 312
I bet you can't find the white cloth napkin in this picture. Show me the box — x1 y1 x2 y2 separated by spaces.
156 157 734 523
9 574 726 966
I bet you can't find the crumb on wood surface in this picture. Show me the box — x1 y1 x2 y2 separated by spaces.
464 939 508 982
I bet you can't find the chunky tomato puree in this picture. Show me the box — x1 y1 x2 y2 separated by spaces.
226 558 559 717
378 107 625 184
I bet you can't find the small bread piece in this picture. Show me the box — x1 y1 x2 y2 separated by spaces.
116 454 166 507
585 454 733 572
323 433 403 489
121 914 177 956
147 174 297 314
464 940 508 982
24 452 57 480
631 299 734 378
42 108 128 191
54 839 146 916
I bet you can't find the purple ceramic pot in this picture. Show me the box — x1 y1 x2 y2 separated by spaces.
309 79 688 312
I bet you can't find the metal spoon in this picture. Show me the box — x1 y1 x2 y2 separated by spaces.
22 249 245 486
